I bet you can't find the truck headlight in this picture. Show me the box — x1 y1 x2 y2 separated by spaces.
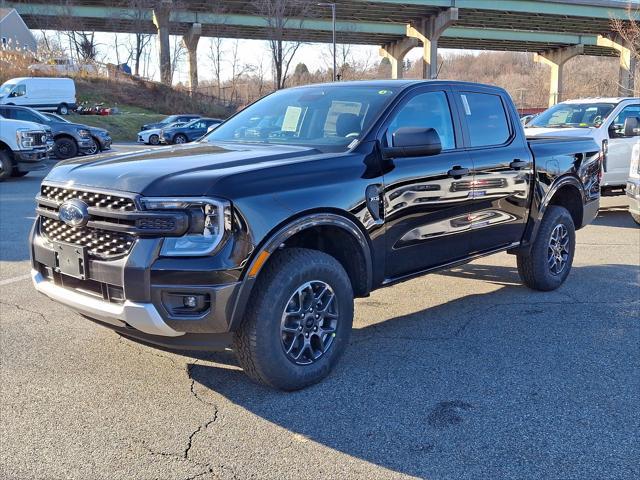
77 129 91 138
16 129 42 149
140 197 232 256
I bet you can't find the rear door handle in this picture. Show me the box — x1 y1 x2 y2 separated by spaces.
447 166 469 178
509 159 528 170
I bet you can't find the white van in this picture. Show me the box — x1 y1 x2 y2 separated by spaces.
0 77 76 114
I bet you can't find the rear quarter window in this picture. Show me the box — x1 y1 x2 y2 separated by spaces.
460 92 511 147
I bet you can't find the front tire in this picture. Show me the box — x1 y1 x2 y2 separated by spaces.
173 134 187 144
54 137 78 159
0 151 13 181
85 137 99 155
233 248 354 391
516 205 576 291
148 134 160 145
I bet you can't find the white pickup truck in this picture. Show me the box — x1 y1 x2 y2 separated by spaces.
0 115 51 180
525 97 640 195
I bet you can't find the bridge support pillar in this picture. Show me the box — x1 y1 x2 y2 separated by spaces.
153 0 172 85
597 35 636 97
407 8 458 79
379 37 417 79
183 23 201 95
534 44 584 107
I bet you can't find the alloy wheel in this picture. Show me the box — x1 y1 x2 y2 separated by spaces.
547 223 570 275
86 139 99 155
280 280 339 365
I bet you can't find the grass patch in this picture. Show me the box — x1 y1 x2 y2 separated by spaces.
69 112 164 142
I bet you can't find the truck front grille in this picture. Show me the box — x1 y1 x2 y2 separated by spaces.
37 184 140 260
41 217 134 258
40 185 136 211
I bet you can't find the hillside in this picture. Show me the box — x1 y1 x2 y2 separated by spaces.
0 51 234 141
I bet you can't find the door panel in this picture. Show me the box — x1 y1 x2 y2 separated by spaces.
381 88 475 279
606 104 640 185
455 91 532 253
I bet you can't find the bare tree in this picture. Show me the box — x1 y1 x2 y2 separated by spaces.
611 3 640 63
208 37 225 98
170 35 186 84
254 0 312 89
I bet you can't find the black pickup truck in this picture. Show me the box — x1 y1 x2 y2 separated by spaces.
30 80 601 390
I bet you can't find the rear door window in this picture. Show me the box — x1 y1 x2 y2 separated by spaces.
460 92 511 147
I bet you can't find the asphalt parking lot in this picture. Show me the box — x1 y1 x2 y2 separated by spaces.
1 148 638 480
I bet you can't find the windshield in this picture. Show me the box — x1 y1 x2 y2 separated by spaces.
528 102 616 128
0 83 15 96
45 113 69 123
160 115 179 125
203 85 398 152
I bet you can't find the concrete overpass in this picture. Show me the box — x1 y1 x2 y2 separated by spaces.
7 0 639 104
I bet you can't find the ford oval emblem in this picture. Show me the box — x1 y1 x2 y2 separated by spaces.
59 199 89 227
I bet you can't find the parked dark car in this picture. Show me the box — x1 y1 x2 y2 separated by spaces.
0 105 111 159
141 114 201 131
30 80 602 390
160 118 223 144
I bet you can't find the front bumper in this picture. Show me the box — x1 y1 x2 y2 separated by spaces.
32 269 182 337
30 222 244 339
14 148 49 172
627 178 640 215
96 135 112 150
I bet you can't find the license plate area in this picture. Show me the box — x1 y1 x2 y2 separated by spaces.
54 242 89 280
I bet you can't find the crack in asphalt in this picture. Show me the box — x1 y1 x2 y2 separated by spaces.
0 300 50 324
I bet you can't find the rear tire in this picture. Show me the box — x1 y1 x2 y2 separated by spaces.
0 151 13 181
54 137 78 160
516 205 575 291
233 248 354 391
57 103 69 115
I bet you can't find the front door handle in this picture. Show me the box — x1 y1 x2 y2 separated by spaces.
447 166 469 178
510 159 528 170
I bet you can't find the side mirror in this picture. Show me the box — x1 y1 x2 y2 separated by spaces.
623 117 640 137
384 127 442 158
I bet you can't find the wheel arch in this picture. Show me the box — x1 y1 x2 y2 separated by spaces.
228 210 374 331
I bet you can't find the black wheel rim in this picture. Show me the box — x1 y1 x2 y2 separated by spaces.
280 281 339 365
548 224 570 275
57 141 72 157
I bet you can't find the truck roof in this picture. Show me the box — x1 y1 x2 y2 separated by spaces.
560 97 639 104
288 79 508 92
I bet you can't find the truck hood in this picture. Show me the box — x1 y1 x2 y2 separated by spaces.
44 141 322 196
524 126 596 138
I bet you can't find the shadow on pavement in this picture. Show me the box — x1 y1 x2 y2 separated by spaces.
593 204 637 229
187 263 639 479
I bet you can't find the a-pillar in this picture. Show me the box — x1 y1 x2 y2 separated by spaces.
597 35 636 97
379 37 418 79
183 23 201 95
534 44 584 107
153 0 172 85
407 8 458 79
